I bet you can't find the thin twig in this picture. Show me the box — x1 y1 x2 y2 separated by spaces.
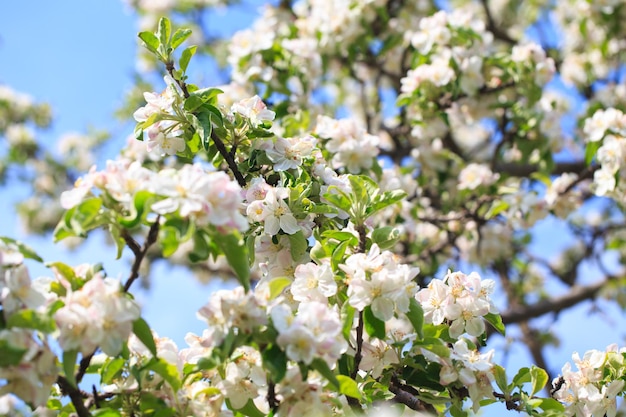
122 219 160 293
57 376 92 417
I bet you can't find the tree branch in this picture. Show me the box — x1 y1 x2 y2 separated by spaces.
388 375 436 413
501 279 606 324
122 219 160 293
57 376 92 417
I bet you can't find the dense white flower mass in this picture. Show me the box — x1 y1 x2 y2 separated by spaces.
416 270 496 338
54 273 140 356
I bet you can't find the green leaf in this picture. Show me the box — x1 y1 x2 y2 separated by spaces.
184 95 205 112
371 227 400 250
179 45 197 73
288 230 308 261
311 357 339 389
348 175 370 207
406 298 424 339
323 187 352 213
363 306 386 339
0 339 27 366
585 140 602 165
157 17 172 50
226 398 264 417
413 337 450 358
193 88 224 104
336 375 362 399
214 230 251 292
268 277 292 300
262 344 287 383
170 28 192 49
341 303 356 341
0 237 43 262
101 357 125 385
189 229 212 263
193 111 212 151
144 358 181 392
530 366 548 396
369 189 407 216
484 312 505 335
6 309 55 333
203 103 225 127
493 365 508 394
133 318 157 357
331 239 351 271
138 31 160 54
321 230 359 245
536 398 565 412
512 367 530 386
450 403 468 417
63 350 79 388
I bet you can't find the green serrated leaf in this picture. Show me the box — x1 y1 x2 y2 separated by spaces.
157 17 172 50
341 303 356 341
369 189 407 216
138 31 160 54
484 312 505 336
133 318 157 357
493 365 508 394
288 230 308 261
170 28 192 49
336 375 362 399
101 357 126 385
371 226 400 250
585 140 602 166
179 45 197 73
323 187 352 213
226 398 264 417
144 358 181 392
268 277 292 300
321 230 359 245
512 367 530 386
530 366 548 396
406 298 424 339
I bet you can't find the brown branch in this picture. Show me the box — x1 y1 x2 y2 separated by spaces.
57 375 92 417
501 279 606 324
388 375 436 413
494 160 589 177
122 219 160 293
211 130 246 187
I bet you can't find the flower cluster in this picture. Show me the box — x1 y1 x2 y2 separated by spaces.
54 272 140 356
552 345 626 417
416 270 497 338
61 159 248 231
0 329 58 408
424 339 496 413
133 76 186 156
582 108 626 198
271 301 347 366
342 244 420 322
197 286 268 346
314 115 380 174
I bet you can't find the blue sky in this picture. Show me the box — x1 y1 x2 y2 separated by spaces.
1 2 626 415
